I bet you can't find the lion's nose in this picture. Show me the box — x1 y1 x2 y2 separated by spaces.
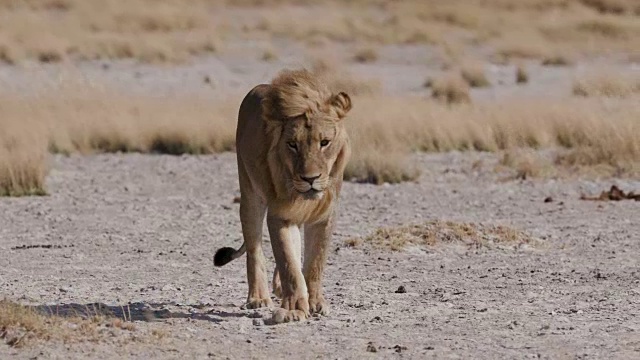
300 174 320 185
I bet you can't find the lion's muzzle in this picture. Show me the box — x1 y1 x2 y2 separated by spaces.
293 174 326 197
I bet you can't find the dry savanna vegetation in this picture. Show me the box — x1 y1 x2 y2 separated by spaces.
0 0 639 65
573 71 640 97
345 220 538 251
1 66 640 195
0 299 139 348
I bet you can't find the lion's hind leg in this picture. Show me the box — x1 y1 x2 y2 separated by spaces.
239 180 272 310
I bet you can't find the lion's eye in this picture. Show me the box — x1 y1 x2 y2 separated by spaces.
287 142 298 151
320 140 330 147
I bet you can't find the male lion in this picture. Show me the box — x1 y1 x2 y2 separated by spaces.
214 68 352 323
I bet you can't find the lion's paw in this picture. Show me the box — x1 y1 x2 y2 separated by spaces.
242 297 273 310
309 296 329 316
271 308 308 323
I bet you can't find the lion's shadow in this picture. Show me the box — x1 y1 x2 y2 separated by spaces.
30 302 254 323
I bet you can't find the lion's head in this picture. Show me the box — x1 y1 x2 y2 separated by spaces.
263 69 352 201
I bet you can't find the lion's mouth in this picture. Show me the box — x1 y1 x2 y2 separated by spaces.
297 188 323 199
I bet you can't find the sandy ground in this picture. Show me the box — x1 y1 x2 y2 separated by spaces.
1 150 639 359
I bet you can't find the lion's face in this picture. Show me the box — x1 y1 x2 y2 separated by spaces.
278 114 345 200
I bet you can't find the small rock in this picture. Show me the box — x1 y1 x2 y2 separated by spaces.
393 345 407 353
544 197 553 203
395 285 406 294
252 319 262 326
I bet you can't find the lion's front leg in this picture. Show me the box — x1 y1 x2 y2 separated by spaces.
271 224 301 299
267 216 309 323
303 217 333 316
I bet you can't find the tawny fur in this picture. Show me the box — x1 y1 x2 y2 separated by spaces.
214 68 352 323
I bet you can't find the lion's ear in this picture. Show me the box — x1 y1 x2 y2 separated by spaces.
330 92 352 119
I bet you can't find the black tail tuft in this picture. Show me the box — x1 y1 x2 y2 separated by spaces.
214 247 236 267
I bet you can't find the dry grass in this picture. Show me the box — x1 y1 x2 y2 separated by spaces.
573 71 640 97
459 61 491 87
346 95 640 177
2 69 640 193
1 89 238 157
431 73 471 104
353 47 379 63
580 0 640 15
349 220 537 251
498 149 554 180
261 47 278 62
0 0 222 64
0 1 638 64
0 299 136 348
516 63 529 84
344 150 420 185
309 56 382 96
0 122 49 196
541 54 575 66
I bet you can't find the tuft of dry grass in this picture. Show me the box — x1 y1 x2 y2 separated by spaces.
541 54 575 66
459 61 491 87
431 73 471 104
516 63 529 84
0 299 137 348
350 220 537 251
0 125 49 197
344 150 420 185
498 149 554 180
572 71 640 97
353 47 379 63
261 47 278 62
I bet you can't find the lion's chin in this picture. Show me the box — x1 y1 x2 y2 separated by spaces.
296 188 324 200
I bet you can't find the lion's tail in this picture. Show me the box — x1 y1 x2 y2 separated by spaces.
213 243 246 267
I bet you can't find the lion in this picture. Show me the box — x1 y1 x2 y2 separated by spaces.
213 68 352 323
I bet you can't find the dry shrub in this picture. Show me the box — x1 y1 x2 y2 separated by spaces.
580 0 640 15
516 63 529 84
352 220 536 251
353 47 378 63
431 72 471 104
573 72 640 97
541 54 574 66
459 61 490 87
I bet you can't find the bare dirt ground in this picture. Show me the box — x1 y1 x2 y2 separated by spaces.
1 151 639 359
